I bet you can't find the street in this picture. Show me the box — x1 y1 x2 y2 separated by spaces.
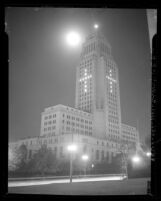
8 177 150 195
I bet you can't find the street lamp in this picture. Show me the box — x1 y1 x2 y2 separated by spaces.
146 152 151 157
81 154 89 176
94 24 99 29
117 144 128 179
67 144 77 183
131 155 141 164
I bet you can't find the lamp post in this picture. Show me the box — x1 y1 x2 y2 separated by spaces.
81 154 89 176
118 143 128 179
67 144 77 183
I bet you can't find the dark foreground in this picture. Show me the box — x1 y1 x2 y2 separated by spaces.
8 177 150 195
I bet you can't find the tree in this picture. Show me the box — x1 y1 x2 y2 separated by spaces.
27 145 58 176
9 144 28 172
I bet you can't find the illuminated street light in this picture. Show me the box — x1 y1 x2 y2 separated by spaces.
67 144 77 152
81 154 89 176
132 155 141 164
67 143 77 183
146 152 151 157
94 24 99 29
82 154 89 161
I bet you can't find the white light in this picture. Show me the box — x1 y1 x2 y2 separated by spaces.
82 155 89 161
110 90 113 93
66 31 81 47
67 144 77 152
146 152 151 157
84 89 87 93
132 155 141 163
94 24 99 29
110 81 112 85
107 76 116 83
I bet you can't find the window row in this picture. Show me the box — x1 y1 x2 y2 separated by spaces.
44 126 56 131
63 116 92 124
44 114 56 120
44 120 56 126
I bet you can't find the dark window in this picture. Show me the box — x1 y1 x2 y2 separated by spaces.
96 150 99 160
101 150 104 160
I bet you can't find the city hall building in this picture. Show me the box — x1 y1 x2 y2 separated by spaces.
9 28 140 164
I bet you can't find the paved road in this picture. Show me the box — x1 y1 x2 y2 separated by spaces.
8 177 149 195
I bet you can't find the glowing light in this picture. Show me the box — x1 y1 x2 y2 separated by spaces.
79 74 92 82
146 152 151 157
110 90 113 93
132 155 141 163
67 144 77 152
82 155 89 161
94 24 99 29
66 31 81 47
107 76 116 83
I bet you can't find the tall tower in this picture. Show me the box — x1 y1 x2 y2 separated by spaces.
75 26 122 141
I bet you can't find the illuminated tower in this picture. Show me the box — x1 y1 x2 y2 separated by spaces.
75 25 122 141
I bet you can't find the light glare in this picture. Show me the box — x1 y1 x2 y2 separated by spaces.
146 152 151 157
82 155 89 160
66 32 81 47
132 155 141 163
67 144 77 152
94 24 99 29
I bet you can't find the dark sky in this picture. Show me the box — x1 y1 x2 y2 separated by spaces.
7 8 151 143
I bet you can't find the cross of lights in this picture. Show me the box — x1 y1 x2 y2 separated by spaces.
79 69 92 93
106 75 116 93
106 76 117 83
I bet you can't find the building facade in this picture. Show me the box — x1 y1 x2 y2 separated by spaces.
75 30 122 141
9 28 140 164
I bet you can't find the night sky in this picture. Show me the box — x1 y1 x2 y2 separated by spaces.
7 8 151 143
